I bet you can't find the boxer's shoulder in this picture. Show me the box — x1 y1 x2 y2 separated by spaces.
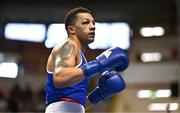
53 40 78 57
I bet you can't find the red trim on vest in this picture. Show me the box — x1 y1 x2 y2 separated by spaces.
60 98 81 104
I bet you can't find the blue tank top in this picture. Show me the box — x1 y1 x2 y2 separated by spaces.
45 50 88 106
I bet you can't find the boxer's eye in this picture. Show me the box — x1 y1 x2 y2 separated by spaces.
82 19 90 24
82 21 89 25
92 20 95 25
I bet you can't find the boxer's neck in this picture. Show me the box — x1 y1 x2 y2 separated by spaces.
69 35 87 53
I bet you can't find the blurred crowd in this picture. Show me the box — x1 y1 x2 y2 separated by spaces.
0 83 46 112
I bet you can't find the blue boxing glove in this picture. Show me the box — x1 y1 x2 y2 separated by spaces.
88 71 126 105
81 47 129 78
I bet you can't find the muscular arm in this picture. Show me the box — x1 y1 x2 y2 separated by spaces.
52 41 85 88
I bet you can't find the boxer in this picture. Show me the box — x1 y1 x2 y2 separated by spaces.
45 7 129 113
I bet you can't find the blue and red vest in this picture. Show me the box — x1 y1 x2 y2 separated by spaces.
45 50 88 106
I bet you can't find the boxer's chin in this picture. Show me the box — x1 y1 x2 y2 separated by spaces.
87 38 94 44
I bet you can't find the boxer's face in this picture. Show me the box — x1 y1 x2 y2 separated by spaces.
74 13 96 44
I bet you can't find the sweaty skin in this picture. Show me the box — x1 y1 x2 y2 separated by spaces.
55 41 75 69
49 40 84 88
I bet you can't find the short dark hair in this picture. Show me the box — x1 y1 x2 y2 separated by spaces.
64 7 92 31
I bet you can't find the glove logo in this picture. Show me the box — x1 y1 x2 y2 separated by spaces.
103 50 112 59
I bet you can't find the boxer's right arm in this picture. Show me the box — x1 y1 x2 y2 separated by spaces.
51 41 85 88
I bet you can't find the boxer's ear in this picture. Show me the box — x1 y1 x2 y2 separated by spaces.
67 26 75 34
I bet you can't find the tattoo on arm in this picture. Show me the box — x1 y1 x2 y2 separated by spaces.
55 42 75 69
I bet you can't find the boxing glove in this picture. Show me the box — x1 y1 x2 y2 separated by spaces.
88 71 126 105
81 47 129 78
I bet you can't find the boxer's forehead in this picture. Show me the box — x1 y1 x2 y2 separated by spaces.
76 13 95 23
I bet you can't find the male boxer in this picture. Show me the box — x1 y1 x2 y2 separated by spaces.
45 7 129 113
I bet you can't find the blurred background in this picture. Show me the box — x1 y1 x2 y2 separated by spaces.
0 0 180 113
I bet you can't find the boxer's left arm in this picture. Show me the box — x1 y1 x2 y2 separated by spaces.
84 97 93 110
84 71 126 110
